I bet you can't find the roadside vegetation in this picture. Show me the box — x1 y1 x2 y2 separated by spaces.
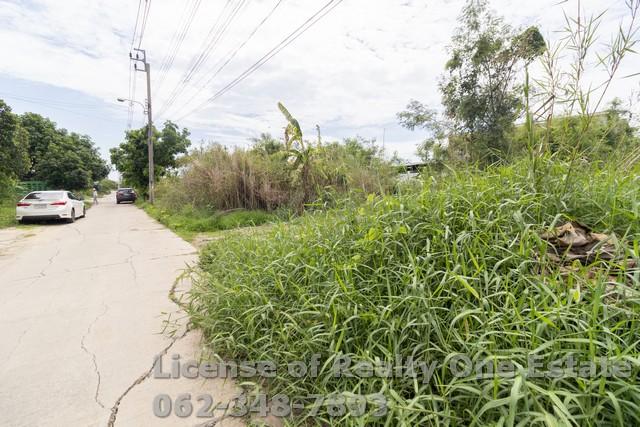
109 121 191 196
177 0 640 425
0 99 109 190
0 199 18 229
0 99 111 228
139 201 277 241
189 158 640 425
126 107 396 239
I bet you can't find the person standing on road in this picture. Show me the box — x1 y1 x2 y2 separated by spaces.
92 187 99 205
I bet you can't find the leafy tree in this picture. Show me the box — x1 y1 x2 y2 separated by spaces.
69 133 110 183
397 100 451 164
440 0 544 163
511 98 640 159
110 121 191 194
343 136 380 163
38 138 91 190
16 111 108 187
0 100 31 188
399 1 545 165
250 133 284 155
19 112 61 179
155 121 191 171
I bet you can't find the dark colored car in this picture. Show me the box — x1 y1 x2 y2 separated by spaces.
116 188 137 204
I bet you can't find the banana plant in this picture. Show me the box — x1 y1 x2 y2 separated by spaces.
277 102 314 211
278 102 304 150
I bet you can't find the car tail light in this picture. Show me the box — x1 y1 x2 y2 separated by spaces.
16 202 30 207
50 201 67 206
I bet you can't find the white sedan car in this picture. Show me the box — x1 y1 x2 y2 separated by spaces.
16 191 86 224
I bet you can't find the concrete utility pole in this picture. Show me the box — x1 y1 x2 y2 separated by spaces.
131 48 155 204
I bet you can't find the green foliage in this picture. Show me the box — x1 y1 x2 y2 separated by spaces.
188 158 640 425
109 121 191 194
512 99 640 160
249 132 284 155
140 200 276 241
396 99 439 132
38 137 92 190
400 1 545 165
69 133 110 185
19 112 61 178
277 102 303 149
0 100 30 190
441 1 545 163
97 178 119 193
0 199 17 229
155 135 395 214
0 100 107 191
397 100 450 164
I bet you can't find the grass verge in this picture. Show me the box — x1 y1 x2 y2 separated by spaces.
138 201 279 242
0 199 18 229
187 159 640 425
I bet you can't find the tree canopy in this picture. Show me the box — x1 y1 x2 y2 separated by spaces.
0 100 31 191
0 98 109 191
399 0 545 164
110 121 191 194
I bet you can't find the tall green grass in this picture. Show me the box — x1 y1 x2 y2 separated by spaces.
140 201 278 241
0 199 17 229
187 159 640 426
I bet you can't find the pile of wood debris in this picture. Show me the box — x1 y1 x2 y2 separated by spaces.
539 221 638 301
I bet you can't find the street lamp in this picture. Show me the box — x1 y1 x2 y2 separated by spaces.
117 97 147 113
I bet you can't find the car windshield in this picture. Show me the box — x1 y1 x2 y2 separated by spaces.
119 189 133 193
24 192 64 201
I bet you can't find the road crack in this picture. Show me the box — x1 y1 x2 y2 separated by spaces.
80 303 109 409
117 233 140 286
3 326 31 366
39 247 61 277
106 325 192 427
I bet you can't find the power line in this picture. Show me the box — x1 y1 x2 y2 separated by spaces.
128 0 145 128
157 0 241 117
0 92 105 109
155 0 204 93
168 0 284 119
1 94 121 122
137 0 152 49
155 0 199 84
184 0 247 84
130 0 143 50
156 0 248 118
175 0 343 122
155 0 234 116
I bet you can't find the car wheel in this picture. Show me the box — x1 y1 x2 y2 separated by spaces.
116 200 120 204
67 209 76 224
82 206 86 218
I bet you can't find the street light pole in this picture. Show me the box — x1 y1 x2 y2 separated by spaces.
130 48 155 204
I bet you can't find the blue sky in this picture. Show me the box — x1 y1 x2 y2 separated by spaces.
1 0 638 172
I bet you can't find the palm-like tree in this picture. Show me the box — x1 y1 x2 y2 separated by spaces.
277 102 314 211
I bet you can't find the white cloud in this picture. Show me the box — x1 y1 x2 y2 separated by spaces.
1 0 638 162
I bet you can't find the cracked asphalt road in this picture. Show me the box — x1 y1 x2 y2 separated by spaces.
0 195 244 427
